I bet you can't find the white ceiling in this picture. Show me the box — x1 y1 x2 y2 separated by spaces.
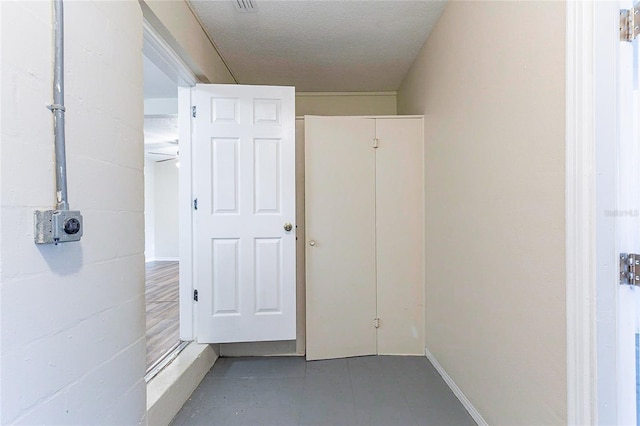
144 115 178 145
189 0 446 92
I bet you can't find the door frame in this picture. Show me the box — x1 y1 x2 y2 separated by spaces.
142 19 198 340
566 1 630 424
565 2 597 423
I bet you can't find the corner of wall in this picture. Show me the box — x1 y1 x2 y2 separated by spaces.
396 1 567 424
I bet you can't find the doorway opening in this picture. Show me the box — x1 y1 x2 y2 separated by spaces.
143 51 181 372
141 21 197 378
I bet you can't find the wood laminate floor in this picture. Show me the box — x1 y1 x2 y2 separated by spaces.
146 261 180 370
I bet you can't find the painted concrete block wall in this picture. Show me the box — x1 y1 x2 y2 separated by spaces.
397 1 566 424
295 92 397 116
154 159 179 260
1 2 146 424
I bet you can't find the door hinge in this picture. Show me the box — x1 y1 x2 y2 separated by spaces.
621 5 640 42
620 253 640 285
372 138 379 149
193 289 199 301
373 318 380 328
193 198 198 210
192 106 197 118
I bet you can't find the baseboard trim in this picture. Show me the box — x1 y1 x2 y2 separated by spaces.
425 347 488 426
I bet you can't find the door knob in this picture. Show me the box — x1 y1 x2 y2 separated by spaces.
284 222 293 232
309 240 316 246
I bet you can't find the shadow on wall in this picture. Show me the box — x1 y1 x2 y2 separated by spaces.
36 242 83 275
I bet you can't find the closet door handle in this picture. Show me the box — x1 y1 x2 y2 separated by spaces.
284 222 293 232
309 240 316 247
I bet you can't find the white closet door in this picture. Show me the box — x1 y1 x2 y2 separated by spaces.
305 116 377 360
375 118 425 355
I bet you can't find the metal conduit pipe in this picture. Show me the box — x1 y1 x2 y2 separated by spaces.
49 0 68 211
34 0 83 244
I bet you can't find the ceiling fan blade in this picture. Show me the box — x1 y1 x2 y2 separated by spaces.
148 152 175 156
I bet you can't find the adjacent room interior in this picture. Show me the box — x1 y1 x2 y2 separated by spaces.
142 53 181 373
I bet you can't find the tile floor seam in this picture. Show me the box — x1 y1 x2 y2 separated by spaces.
346 358 359 425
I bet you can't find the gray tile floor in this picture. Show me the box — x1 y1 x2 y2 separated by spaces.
171 355 476 426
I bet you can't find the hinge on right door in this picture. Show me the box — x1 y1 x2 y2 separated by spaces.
193 289 199 301
372 138 379 149
193 198 198 210
620 253 640 285
621 5 640 42
373 318 380 328
192 106 197 118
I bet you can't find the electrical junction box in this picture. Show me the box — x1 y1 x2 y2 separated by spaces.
34 209 83 244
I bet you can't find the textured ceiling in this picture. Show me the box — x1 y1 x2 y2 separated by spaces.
189 0 446 92
144 115 178 145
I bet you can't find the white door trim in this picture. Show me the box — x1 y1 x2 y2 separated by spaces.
143 19 197 87
565 1 597 424
142 18 199 340
566 1 633 424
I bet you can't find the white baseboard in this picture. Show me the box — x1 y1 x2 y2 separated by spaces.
151 257 179 262
425 347 488 426
147 343 218 426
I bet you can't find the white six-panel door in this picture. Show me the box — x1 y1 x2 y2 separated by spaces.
193 84 296 343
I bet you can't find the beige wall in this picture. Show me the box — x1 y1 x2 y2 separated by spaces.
397 1 566 425
296 92 396 116
140 0 235 84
